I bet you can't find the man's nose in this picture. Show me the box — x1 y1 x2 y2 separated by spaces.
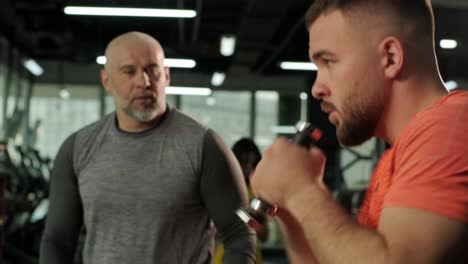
311 80 330 100
137 71 151 88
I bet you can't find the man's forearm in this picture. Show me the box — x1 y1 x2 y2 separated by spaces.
277 211 318 264
285 185 391 264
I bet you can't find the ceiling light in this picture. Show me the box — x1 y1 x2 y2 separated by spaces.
96 56 106 65
166 86 211 96
440 39 458 49
280 61 318 71
211 72 226 86
96 56 196 68
164 58 196 68
64 6 196 18
220 35 236 56
444 80 458 91
23 59 44 76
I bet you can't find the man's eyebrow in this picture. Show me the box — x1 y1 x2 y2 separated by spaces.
311 50 334 62
146 63 159 68
118 64 134 71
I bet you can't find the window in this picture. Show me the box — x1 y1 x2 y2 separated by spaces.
255 91 279 151
30 84 100 157
181 91 251 148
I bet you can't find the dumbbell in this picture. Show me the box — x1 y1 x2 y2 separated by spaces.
236 121 322 232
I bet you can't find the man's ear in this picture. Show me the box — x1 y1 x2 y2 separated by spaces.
378 37 404 79
100 69 112 93
164 66 171 86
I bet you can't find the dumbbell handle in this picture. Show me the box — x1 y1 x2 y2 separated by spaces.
236 121 322 232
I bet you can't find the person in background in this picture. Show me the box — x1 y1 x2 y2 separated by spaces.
214 138 267 264
251 1 468 263
40 31 256 264
232 139 262 197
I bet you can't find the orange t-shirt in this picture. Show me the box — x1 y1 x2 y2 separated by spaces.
358 90 468 228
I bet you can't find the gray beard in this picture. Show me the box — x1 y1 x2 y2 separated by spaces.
123 104 158 122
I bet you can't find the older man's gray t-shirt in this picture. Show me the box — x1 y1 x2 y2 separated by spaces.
40 106 256 264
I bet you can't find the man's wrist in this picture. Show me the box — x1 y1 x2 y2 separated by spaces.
285 183 328 223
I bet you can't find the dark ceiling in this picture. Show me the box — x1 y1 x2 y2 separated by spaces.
1 0 468 89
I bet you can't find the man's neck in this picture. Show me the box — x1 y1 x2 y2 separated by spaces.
375 76 448 145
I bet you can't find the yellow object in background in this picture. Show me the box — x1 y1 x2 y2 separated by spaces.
212 243 263 264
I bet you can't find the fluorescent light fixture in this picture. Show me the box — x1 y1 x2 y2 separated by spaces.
280 61 318 71
23 59 44 76
164 58 196 68
220 35 236 56
96 56 196 68
444 80 458 91
300 92 308 100
166 86 211 96
59 89 71 100
211 72 226 86
271 126 297 134
440 39 458 49
96 56 106 65
64 6 196 18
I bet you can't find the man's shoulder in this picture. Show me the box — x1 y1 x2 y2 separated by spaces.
72 113 113 151
407 91 468 135
419 91 468 121
71 114 114 174
395 92 468 161
168 106 208 134
75 113 113 136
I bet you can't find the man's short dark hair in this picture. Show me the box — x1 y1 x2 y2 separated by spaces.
305 0 434 42
232 138 261 167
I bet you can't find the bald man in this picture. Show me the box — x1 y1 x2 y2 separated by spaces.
40 32 256 264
